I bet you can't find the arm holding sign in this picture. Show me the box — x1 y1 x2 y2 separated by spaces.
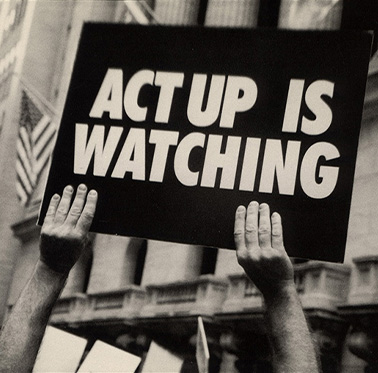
0 185 97 373
234 202 320 373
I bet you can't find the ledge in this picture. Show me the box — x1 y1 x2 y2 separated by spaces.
140 275 228 318
344 256 378 305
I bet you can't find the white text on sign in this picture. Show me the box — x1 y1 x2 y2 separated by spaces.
74 69 339 199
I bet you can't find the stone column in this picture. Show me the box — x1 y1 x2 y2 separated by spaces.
141 241 202 285
278 0 343 30
154 0 200 25
339 257 378 372
87 234 144 293
205 0 260 27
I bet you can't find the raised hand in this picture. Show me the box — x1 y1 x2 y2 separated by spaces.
234 201 294 297
40 184 97 274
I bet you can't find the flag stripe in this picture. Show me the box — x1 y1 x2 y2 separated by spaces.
34 150 52 177
16 159 34 190
33 122 55 160
16 141 35 184
34 131 55 175
32 115 51 144
16 181 29 204
16 162 34 193
19 127 33 158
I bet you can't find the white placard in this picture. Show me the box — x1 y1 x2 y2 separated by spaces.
33 326 87 372
196 317 210 373
142 341 183 372
78 340 141 372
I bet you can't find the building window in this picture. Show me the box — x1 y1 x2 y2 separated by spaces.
133 240 148 285
200 247 218 275
197 0 209 25
82 249 93 293
205 0 260 27
257 0 281 27
278 0 343 30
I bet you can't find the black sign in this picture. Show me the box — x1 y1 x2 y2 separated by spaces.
39 23 372 262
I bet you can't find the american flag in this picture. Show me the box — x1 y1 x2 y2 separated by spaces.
16 91 56 205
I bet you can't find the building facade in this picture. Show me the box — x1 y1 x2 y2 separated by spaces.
0 1 378 372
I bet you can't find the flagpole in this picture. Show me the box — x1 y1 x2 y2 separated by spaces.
124 0 161 25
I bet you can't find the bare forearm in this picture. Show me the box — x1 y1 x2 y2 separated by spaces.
0 261 67 373
264 284 320 373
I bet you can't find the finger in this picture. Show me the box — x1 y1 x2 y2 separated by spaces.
245 201 259 248
65 184 88 227
54 185 74 225
43 194 60 226
258 203 271 248
271 212 284 249
234 205 246 251
76 189 98 234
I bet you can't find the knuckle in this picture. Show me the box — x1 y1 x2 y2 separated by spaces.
41 228 55 237
258 226 270 235
41 224 51 234
69 207 82 216
236 252 248 265
233 229 243 237
57 207 67 214
81 211 94 221
245 225 257 234
262 251 274 260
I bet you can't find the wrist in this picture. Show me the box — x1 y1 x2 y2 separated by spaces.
35 259 69 283
262 280 298 306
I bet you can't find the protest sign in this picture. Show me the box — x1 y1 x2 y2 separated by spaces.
39 23 372 262
32 326 87 372
77 340 141 372
141 341 184 372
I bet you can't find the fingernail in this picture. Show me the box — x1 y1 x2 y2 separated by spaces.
78 184 87 191
65 185 73 192
237 205 245 212
89 190 97 196
52 194 59 200
249 201 258 207
259 203 268 209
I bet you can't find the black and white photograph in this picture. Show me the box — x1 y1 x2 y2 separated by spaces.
0 0 377 372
